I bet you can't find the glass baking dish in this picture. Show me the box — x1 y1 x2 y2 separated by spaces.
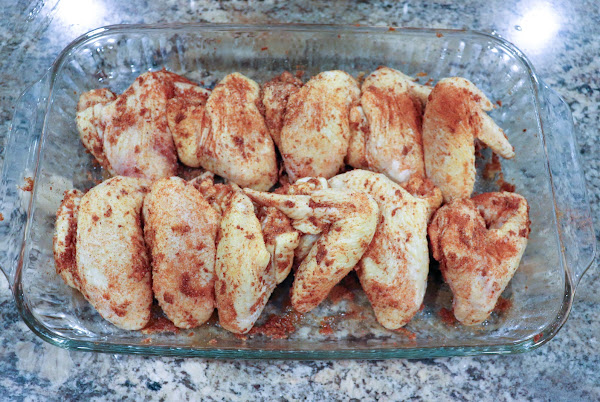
0 24 595 359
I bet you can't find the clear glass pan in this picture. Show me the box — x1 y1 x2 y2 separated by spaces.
0 24 595 359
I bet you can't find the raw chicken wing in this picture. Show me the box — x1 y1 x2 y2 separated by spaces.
143 177 219 329
259 207 300 284
261 71 303 148
75 176 152 330
428 192 530 325
200 73 278 190
280 71 360 181
245 186 379 313
166 83 211 167
329 170 434 329
347 67 427 183
422 77 514 201
86 71 193 180
76 89 117 170
215 188 276 333
53 189 83 289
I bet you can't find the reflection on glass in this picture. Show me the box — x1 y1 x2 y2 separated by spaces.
513 3 560 50
56 0 106 27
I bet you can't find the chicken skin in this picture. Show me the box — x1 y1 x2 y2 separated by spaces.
77 71 194 181
280 71 360 181
422 77 514 202
329 170 438 329
143 177 220 329
53 189 83 290
261 71 303 148
74 176 152 330
428 192 530 325
346 67 428 183
215 188 276 334
245 186 379 313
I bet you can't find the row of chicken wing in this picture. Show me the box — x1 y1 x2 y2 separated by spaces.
76 67 512 199
58 67 531 333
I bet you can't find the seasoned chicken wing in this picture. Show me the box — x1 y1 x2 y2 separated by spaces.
329 170 433 329
166 83 211 167
81 71 193 181
200 73 278 190
281 71 360 181
143 177 219 329
76 89 117 170
259 207 300 284
53 189 83 290
215 188 276 334
346 67 426 183
423 77 514 201
262 71 303 148
428 192 530 325
75 176 152 330
245 187 379 313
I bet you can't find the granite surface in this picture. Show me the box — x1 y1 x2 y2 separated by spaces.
0 0 599 400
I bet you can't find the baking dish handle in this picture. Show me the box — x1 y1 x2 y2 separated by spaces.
0 74 50 289
540 83 597 289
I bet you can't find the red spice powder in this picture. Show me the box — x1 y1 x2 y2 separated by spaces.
439 308 457 326
248 310 303 339
494 297 513 314
394 327 417 341
319 316 335 335
141 316 180 335
20 177 34 192
328 284 354 304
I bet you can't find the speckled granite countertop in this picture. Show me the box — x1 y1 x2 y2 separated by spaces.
0 1 598 400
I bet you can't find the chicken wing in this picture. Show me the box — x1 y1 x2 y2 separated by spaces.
166 83 211 167
76 89 117 170
53 189 83 290
280 71 360 181
100 71 193 180
261 71 303 148
428 192 530 325
259 206 300 284
422 77 514 202
215 188 276 333
143 177 219 329
329 170 432 329
199 73 278 190
245 187 379 313
75 176 152 330
347 67 426 183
